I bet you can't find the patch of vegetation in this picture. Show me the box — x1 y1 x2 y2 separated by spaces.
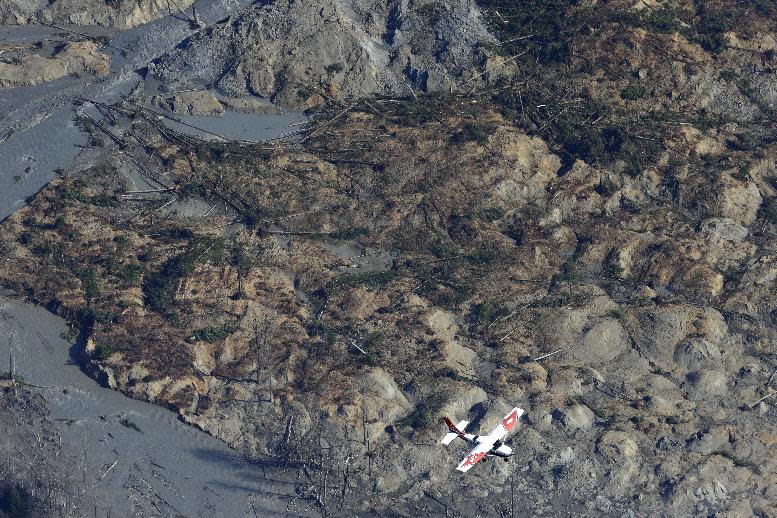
361 331 385 366
617 3 742 55
689 9 728 54
325 62 345 74
729 132 772 152
143 239 216 313
477 0 592 63
616 6 684 34
161 227 196 240
594 176 619 197
428 234 459 259
761 198 777 226
620 83 646 101
115 262 143 285
61 326 79 343
400 392 448 430
466 247 498 266
385 92 455 126
63 184 117 208
31 240 63 259
77 267 100 304
230 242 255 298
92 342 114 360
194 323 237 343
473 300 509 326
478 206 506 222
417 273 474 308
329 227 368 240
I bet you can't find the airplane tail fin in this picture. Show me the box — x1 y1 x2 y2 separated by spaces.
441 418 469 445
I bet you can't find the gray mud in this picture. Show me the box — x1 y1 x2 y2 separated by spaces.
160 110 308 142
0 293 318 517
0 0 256 221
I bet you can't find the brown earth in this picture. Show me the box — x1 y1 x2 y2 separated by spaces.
1 0 777 516
0 40 110 88
0 0 195 28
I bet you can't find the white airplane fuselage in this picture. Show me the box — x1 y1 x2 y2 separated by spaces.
464 434 513 457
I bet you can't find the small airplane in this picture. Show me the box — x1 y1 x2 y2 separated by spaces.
441 407 525 473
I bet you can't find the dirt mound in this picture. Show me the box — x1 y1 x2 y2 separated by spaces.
0 0 195 28
151 0 494 107
0 40 110 88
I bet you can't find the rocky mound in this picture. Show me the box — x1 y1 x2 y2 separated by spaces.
0 40 110 88
151 0 494 107
0 0 195 28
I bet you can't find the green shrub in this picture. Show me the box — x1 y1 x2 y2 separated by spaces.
401 393 448 430
78 267 100 304
92 342 113 360
144 240 213 313
620 83 646 101
594 176 618 197
194 323 237 343
61 326 79 343
762 198 777 225
116 263 143 285
329 227 368 240
479 206 506 222
477 0 590 63
466 248 498 265
473 300 509 325
617 6 683 34
451 123 497 145
691 12 727 53
361 332 384 366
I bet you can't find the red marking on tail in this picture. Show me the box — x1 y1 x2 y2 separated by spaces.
444 417 465 437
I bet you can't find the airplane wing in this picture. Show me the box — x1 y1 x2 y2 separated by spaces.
456 440 495 473
485 407 525 441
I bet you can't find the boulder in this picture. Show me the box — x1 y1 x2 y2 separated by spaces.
360 368 412 425
686 370 728 400
566 318 628 366
552 404 595 431
673 338 722 372
715 174 762 226
597 431 639 462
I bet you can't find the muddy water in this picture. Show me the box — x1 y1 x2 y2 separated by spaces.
0 294 317 517
0 0 260 221
160 110 308 143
